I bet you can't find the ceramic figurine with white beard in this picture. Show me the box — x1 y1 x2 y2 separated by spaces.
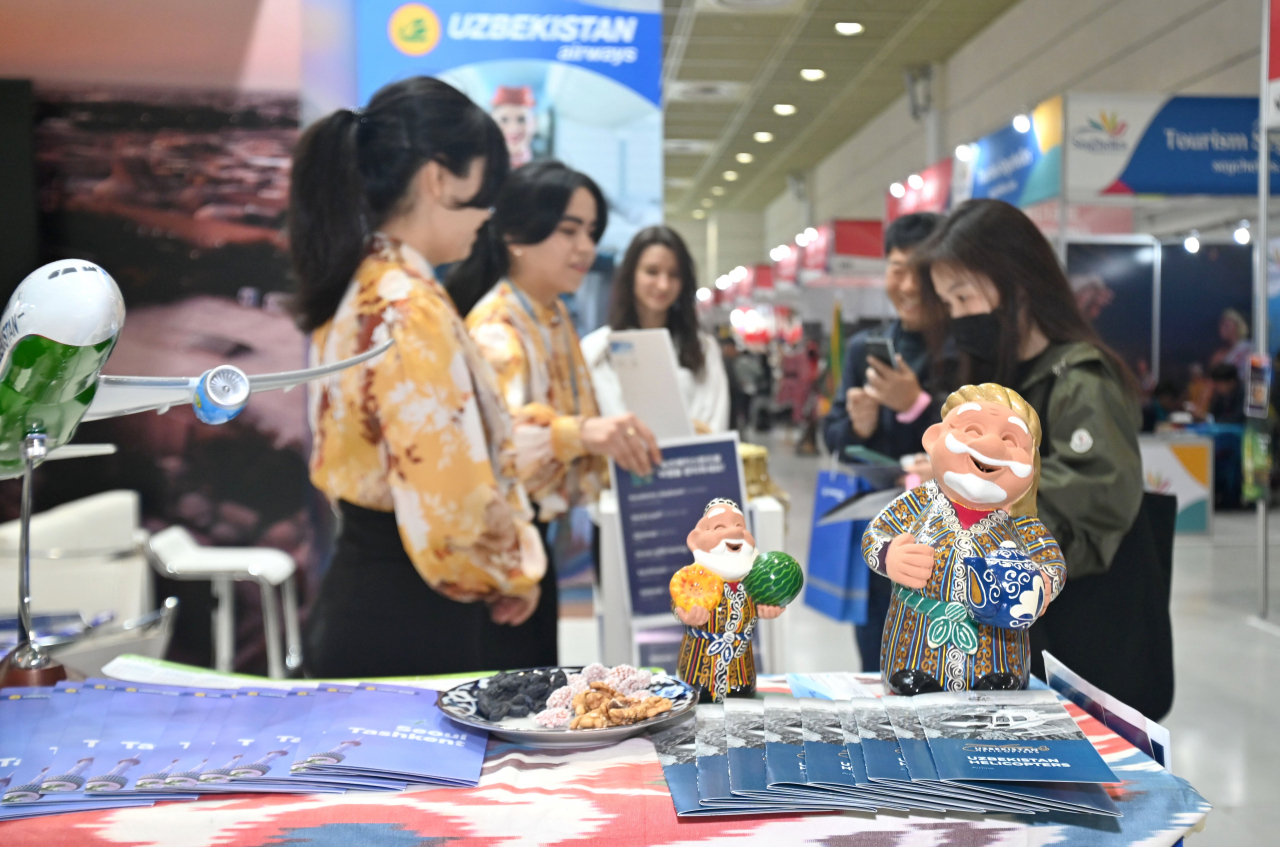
670 499 802 702
862 384 1067 696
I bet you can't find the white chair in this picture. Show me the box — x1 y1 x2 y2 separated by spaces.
145 526 301 679
0 490 151 623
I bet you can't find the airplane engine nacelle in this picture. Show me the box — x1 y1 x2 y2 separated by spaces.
192 365 250 425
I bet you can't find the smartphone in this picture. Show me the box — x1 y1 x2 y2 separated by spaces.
864 336 897 368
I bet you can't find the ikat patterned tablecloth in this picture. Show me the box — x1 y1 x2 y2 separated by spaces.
0 702 1208 846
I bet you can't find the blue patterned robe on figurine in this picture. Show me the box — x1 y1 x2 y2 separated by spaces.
861 481 1066 690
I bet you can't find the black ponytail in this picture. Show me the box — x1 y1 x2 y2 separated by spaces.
289 77 509 332
447 160 607 317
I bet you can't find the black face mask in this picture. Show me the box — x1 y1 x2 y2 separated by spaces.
951 312 1003 361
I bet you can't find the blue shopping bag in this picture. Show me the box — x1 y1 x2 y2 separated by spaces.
803 469 874 624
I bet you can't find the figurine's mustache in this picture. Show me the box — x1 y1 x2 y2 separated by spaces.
945 432 1032 478
942 471 1009 505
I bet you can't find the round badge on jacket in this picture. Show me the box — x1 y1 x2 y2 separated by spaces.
1069 428 1094 453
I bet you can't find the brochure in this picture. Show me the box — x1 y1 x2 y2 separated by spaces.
724 699 770 798
694 704 801 813
1043 650 1171 772
300 684 486 787
765 696 880 810
651 717 723 816
914 690 1119 784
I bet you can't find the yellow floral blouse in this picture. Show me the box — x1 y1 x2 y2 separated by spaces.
308 236 544 602
466 280 605 521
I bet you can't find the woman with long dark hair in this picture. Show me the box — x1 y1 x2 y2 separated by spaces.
449 160 662 669
915 199 1171 718
581 225 729 432
292 77 545 679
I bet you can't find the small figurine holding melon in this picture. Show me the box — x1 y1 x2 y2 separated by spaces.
862 384 1067 696
670 498 803 702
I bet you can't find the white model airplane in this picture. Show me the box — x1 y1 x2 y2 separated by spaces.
0 259 390 684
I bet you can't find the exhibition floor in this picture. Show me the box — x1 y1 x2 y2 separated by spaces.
562 431 1280 846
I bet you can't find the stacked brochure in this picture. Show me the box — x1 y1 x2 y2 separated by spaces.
652 688 1122 818
0 678 487 820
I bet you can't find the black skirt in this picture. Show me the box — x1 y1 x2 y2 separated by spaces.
304 501 489 679
478 520 559 671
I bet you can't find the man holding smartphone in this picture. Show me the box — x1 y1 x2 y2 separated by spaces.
821 212 944 672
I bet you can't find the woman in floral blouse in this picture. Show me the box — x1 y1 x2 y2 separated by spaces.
290 77 545 678
449 161 662 669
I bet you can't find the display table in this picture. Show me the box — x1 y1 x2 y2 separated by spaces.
0 668 1209 846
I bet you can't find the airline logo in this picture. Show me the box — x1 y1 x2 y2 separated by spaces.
388 4 442 56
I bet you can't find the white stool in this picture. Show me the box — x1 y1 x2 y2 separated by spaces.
145 526 301 678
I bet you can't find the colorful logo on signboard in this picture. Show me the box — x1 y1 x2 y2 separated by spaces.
1071 110 1130 155
1090 111 1128 137
388 3 442 56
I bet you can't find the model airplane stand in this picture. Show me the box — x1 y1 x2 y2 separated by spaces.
0 434 68 686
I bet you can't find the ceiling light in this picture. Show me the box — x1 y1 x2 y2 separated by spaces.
1184 231 1200 253
800 69 826 82
889 182 906 198
907 174 924 190
1234 220 1251 245
711 186 726 196
795 232 810 247
955 143 975 162
731 266 748 281
701 198 714 208
834 22 864 36
773 103 797 116
804 227 819 241
1012 113 1032 133
716 276 731 290
754 131 774 143
769 245 789 262
691 209 706 219
736 152 754 164
696 287 712 302
723 170 739 181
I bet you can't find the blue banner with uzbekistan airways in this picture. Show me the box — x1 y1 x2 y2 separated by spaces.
355 0 663 259
1066 93 1280 198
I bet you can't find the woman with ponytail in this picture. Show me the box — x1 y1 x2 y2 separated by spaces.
449 160 662 669
293 77 545 678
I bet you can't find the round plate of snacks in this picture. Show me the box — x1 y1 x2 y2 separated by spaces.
438 663 696 747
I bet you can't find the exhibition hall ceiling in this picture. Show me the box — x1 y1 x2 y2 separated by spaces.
662 0 1019 216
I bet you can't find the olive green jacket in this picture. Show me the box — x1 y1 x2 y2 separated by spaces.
1016 342 1144 579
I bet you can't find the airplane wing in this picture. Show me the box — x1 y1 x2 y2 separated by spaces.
82 338 393 422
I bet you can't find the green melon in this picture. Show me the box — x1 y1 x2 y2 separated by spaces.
743 551 804 607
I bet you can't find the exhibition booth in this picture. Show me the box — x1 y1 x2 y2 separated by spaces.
8 0 1272 843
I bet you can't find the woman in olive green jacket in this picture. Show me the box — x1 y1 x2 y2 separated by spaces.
914 200 1172 718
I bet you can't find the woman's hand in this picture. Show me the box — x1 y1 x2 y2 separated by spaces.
846 387 880 439
581 413 662 476
488 585 540 626
674 605 711 627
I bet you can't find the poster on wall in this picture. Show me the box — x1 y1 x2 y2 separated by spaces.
29 86 315 671
1267 1 1280 128
1066 94 1280 199
354 0 663 332
1159 242 1254 387
1065 240 1157 388
951 96 1062 208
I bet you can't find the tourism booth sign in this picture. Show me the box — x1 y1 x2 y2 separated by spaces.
1066 94 1280 199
